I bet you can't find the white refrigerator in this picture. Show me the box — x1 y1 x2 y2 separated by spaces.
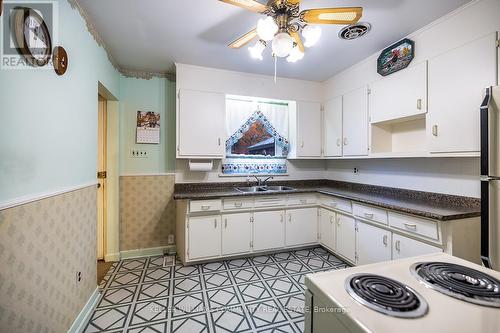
480 86 500 270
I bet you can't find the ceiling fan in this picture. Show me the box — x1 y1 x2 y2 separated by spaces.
219 0 363 62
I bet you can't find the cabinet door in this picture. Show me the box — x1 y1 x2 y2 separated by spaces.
335 213 356 262
428 33 497 153
370 61 427 123
286 208 318 247
319 209 335 251
188 215 221 260
323 96 343 157
297 101 322 157
392 233 441 260
222 213 252 256
356 221 391 265
178 89 225 157
253 210 285 251
342 86 369 156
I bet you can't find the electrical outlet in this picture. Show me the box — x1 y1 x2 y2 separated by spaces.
76 271 82 283
168 234 175 245
130 149 148 158
353 167 359 174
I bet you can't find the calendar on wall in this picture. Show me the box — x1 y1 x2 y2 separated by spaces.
136 111 160 144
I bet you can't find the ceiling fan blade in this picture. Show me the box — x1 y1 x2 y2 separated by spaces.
300 7 363 25
289 30 304 53
229 28 258 48
219 0 269 13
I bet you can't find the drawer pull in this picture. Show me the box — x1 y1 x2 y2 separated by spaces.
201 205 211 210
234 202 243 208
300 199 307 204
364 213 374 219
330 202 338 207
395 240 401 252
404 223 417 230
214 219 217 228
383 235 388 246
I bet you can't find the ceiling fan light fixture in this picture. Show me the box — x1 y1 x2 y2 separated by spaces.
248 40 266 60
256 16 278 41
272 32 294 57
302 25 322 47
286 45 304 63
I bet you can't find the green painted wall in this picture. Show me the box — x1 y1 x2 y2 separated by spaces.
0 0 120 203
119 77 176 174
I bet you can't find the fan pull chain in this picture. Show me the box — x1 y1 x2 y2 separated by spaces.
274 55 277 84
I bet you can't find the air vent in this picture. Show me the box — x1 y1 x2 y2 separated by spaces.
339 23 371 40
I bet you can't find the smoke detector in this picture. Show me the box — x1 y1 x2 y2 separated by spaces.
339 23 371 40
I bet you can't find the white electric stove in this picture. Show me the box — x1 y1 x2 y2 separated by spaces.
304 253 500 333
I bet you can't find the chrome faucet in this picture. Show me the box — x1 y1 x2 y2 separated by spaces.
254 176 274 187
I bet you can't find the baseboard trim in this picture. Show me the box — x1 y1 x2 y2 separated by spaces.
104 252 120 262
120 245 176 260
119 173 175 177
67 287 100 333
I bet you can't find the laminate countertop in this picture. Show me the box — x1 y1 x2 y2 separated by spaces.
173 180 481 222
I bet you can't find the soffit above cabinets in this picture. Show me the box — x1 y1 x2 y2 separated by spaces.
77 0 470 81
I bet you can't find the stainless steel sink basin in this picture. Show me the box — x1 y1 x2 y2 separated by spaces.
235 186 268 193
263 186 295 192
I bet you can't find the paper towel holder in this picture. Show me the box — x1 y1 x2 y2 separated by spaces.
188 159 213 172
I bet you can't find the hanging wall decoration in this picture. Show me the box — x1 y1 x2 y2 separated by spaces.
136 111 160 144
53 46 68 76
377 38 414 76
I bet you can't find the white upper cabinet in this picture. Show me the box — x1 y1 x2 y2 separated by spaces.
294 101 322 158
323 96 343 157
427 33 498 153
342 86 369 156
370 61 428 124
177 89 226 158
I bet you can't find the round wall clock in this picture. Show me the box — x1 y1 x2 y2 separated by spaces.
13 7 52 66
53 46 68 76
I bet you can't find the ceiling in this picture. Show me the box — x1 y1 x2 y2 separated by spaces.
78 0 471 81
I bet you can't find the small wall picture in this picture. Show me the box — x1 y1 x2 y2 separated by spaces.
377 38 415 76
136 111 160 144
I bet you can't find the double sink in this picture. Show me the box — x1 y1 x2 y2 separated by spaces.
235 185 296 193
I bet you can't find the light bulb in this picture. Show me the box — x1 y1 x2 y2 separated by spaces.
286 45 304 63
256 16 278 41
248 40 266 60
272 32 293 58
302 25 322 47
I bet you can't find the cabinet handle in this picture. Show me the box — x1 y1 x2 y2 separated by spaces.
343 138 348 146
301 141 304 148
201 205 211 210
336 138 341 147
395 240 401 252
214 219 217 228
364 212 374 219
234 202 243 208
330 202 338 207
404 223 417 230
417 99 422 110
218 138 221 146
432 125 438 137
330 216 334 224
224 219 227 228
300 199 307 204
280 214 284 223
383 235 388 246
288 214 292 222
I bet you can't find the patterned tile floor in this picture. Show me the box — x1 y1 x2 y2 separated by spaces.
84 246 349 333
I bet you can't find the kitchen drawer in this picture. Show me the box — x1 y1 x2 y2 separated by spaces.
254 195 287 208
321 196 352 213
389 212 439 241
223 197 253 210
353 203 388 225
189 199 222 213
288 194 317 206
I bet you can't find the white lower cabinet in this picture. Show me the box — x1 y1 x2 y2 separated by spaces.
222 213 252 256
319 208 335 251
335 213 356 262
392 233 441 260
253 210 285 251
356 221 391 265
188 215 221 260
285 208 318 247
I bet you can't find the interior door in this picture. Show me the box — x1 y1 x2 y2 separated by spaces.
356 221 391 265
253 210 285 251
323 96 343 157
342 86 369 156
222 213 252 255
178 89 225 157
286 208 318 247
335 213 356 262
188 216 221 260
319 208 335 250
97 95 107 261
297 101 322 157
